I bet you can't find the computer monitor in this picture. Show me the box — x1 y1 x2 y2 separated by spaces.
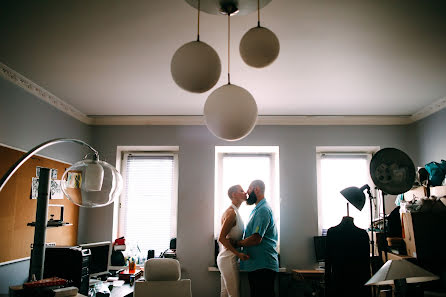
79 241 112 277
313 236 327 262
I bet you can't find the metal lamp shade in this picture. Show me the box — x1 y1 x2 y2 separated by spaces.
340 186 366 211
370 148 415 195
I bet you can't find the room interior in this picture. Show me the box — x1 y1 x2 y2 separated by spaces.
1 0 446 296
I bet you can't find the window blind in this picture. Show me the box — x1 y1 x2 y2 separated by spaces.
122 154 176 258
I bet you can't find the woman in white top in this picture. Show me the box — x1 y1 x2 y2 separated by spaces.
217 185 250 297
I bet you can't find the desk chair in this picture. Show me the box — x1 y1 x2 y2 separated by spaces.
134 258 192 297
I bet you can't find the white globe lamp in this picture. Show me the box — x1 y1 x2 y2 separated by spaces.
204 84 258 141
171 41 221 93
240 26 280 68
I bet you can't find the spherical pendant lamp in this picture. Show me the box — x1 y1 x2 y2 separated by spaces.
171 0 221 93
204 9 258 141
240 26 280 68
204 84 258 141
171 41 221 93
239 0 279 68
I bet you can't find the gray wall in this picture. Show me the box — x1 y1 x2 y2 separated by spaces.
88 124 412 297
411 108 446 165
2 72 445 296
0 78 91 294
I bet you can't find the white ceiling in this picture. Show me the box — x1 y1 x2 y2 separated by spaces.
1 0 446 119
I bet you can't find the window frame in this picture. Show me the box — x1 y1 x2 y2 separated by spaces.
214 146 280 248
316 146 379 235
113 146 179 244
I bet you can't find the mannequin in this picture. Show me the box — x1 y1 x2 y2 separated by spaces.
325 206 372 297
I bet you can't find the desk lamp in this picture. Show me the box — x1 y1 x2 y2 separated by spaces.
365 259 439 297
341 184 375 256
0 138 123 280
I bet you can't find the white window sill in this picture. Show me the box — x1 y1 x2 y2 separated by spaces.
208 266 287 273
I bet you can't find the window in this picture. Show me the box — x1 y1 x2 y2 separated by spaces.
117 149 178 259
316 147 378 234
214 147 280 244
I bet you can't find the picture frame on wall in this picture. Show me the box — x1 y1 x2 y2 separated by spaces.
67 172 82 189
50 180 63 199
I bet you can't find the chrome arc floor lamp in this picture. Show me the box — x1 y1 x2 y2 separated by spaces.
0 138 123 281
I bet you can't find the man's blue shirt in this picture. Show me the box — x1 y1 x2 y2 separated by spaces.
240 199 279 272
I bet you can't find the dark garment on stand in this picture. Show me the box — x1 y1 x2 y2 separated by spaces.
387 206 402 237
248 269 276 297
325 217 372 297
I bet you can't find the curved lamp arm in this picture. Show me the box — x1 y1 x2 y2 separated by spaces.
0 138 101 282
0 138 99 192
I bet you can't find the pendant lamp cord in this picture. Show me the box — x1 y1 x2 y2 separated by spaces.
228 13 231 84
257 0 261 27
197 0 200 41
257 0 260 27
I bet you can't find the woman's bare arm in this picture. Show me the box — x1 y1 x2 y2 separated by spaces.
237 234 262 247
218 209 249 260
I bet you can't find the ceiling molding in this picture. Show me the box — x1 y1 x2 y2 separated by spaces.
89 115 412 126
410 96 446 122
1 63 444 126
0 62 92 125
255 115 412 126
90 115 204 126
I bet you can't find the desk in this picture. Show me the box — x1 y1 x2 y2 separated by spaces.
4 285 133 297
292 269 325 297
109 283 133 297
292 269 324 280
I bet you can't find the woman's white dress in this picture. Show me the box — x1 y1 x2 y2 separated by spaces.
216 204 244 297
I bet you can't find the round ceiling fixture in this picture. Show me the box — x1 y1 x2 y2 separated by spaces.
204 84 258 141
171 41 221 93
240 26 280 68
184 0 272 16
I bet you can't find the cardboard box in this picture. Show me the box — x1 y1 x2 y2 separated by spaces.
400 211 446 276
404 186 426 201
401 213 417 257
386 252 415 261
430 185 446 198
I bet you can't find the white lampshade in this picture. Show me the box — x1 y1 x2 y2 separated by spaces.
204 84 258 141
239 26 280 68
171 41 221 93
61 159 123 208
83 161 104 191
366 259 439 286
